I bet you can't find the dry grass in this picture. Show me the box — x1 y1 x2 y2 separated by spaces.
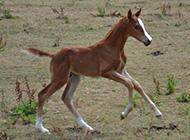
0 0 190 139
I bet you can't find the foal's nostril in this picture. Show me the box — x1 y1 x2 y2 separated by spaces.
143 37 151 46
147 39 151 45
144 40 151 46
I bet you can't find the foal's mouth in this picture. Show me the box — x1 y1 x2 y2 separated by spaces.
143 37 152 46
143 40 151 46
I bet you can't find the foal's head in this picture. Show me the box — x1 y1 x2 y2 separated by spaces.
126 9 152 46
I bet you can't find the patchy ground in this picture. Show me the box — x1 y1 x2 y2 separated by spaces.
0 0 190 139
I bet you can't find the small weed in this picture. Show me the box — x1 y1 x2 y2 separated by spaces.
63 16 69 24
144 133 154 140
91 1 122 18
158 2 171 19
176 93 190 103
9 76 43 125
165 74 176 95
97 7 106 17
153 76 162 95
149 93 160 105
10 100 37 124
125 92 141 108
174 22 181 27
0 90 8 114
179 2 183 7
96 0 112 17
0 0 4 6
105 0 112 7
133 92 141 107
92 8 122 18
109 10 122 17
161 3 166 16
51 7 69 23
52 36 60 47
0 34 6 52
176 9 183 18
2 9 13 19
1 8 17 19
0 131 8 140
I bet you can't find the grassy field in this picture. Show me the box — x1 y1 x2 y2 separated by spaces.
0 0 190 139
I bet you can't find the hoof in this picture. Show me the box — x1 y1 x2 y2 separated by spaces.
83 127 95 135
35 125 50 134
86 130 101 135
120 113 125 120
91 130 101 135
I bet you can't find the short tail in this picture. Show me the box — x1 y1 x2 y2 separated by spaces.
27 48 54 58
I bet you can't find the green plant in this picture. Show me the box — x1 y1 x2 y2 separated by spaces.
133 92 141 107
125 92 141 108
105 0 111 7
158 2 171 19
97 7 106 17
176 93 190 103
165 74 176 95
63 16 69 24
9 76 38 124
160 2 171 16
153 76 162 95
0 0 4 6
161 3 167 16
51 7 69 23
10 100 37 124
8 76 48 125
149 93 160 105
2 9 13 19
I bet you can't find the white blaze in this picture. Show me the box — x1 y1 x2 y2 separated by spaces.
137 18 152 41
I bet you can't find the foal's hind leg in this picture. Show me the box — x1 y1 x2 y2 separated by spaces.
62 74 94 132
35 77 68 133
122 70 162 117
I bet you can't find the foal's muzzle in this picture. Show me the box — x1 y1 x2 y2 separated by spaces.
143 37 152 46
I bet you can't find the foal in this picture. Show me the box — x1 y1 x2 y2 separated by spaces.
27 9 162 134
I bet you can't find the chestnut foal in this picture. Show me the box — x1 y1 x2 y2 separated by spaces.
27 9 162 134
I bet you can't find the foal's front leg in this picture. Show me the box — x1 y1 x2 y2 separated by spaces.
122 70 162 117
103 71 134 119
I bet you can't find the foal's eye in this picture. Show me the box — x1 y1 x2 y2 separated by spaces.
134 25 138 30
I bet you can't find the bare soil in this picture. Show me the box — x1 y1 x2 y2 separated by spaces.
0 0 190 139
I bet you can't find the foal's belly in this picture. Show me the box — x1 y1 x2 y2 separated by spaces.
70 52 101 77
71 62 100 77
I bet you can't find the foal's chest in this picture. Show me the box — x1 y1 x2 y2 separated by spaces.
99 53 125 73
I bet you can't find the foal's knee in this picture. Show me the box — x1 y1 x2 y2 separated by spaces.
38 93 45 104
133 81 143 92
125 79 134 91
62 95 73 106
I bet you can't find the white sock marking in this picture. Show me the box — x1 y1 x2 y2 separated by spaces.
35 116 50 134
76 117 94 130
148 101 163 117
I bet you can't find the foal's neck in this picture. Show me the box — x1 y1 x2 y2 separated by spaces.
103 19 129 51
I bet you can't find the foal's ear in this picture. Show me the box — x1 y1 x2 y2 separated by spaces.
127 9 132 19
135 8 141 17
